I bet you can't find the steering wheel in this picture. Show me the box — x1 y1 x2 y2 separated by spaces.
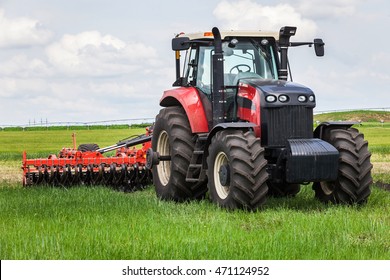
230 64 251 74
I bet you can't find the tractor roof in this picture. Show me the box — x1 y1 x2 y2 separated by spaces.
177 30 280 41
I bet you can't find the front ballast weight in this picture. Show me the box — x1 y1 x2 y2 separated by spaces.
22 127 153 191
285 138 339 183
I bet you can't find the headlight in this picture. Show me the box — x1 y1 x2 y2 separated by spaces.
265 95 277 103
278 95 289 103
309 95 315 102
298 95 307 102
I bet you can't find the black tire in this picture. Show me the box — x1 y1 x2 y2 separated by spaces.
267 182 301 197
313 128 372 204
207 130 269 210
78 143 100 152
152 106 207 201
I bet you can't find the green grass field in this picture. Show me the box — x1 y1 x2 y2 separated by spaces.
0 116 389 260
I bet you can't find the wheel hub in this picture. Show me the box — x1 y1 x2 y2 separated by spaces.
219 164 230 186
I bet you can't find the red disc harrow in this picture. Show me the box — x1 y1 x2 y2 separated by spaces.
22 127 153 192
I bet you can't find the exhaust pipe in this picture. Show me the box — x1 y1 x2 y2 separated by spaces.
211 27 225 126
278 26 297 81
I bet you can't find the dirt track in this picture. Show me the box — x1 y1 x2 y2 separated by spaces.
0 162 21 184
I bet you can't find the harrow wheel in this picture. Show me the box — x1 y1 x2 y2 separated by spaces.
313 127 373 204
77 143 100 152
23 163 151 190
207 130 269 210
152 106 206 201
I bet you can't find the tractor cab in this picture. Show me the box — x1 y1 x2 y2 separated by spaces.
181 35 279 95
171 28 324 130
172 31 281 123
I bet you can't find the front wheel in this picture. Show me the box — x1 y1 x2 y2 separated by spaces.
313 128 372 204
207 130 269 210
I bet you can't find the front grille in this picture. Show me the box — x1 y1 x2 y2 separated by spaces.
261 105 313 147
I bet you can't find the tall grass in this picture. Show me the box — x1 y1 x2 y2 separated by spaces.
0 185 389 260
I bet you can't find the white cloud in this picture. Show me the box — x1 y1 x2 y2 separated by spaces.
0 54 52 78
0 9 52 48
0 21 166 124
296 0 360 19
0 77 48 98
214 0 318 39
45 31 158 77
0 76 162 124
371 51 390 65
35 80 160 122
1 0 387 126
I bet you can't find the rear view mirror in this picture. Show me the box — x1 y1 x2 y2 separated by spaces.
314 39 325 57
172 37 190 51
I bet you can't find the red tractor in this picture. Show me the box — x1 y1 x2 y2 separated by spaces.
147 26 373 210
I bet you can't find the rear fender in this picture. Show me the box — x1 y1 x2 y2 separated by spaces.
314 121 358 139
160 87 210 133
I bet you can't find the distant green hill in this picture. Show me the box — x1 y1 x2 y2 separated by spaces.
314 110 390 123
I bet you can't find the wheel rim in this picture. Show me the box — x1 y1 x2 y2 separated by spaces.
156 130 170 186
214 151 230 199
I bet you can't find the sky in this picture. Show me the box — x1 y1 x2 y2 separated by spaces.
0 0 389 126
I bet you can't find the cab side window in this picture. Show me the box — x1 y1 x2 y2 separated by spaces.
185 48 198 86
196 46 213 95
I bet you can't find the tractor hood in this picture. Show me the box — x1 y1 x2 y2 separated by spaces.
243 78 316 108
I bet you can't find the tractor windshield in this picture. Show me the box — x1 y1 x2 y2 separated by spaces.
195 38 279 95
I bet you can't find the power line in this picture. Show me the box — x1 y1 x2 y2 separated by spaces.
0 117 155 128
2 107 390 128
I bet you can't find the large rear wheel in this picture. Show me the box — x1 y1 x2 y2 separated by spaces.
152 106 207 201
313 128 372 204
207 130 269 210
